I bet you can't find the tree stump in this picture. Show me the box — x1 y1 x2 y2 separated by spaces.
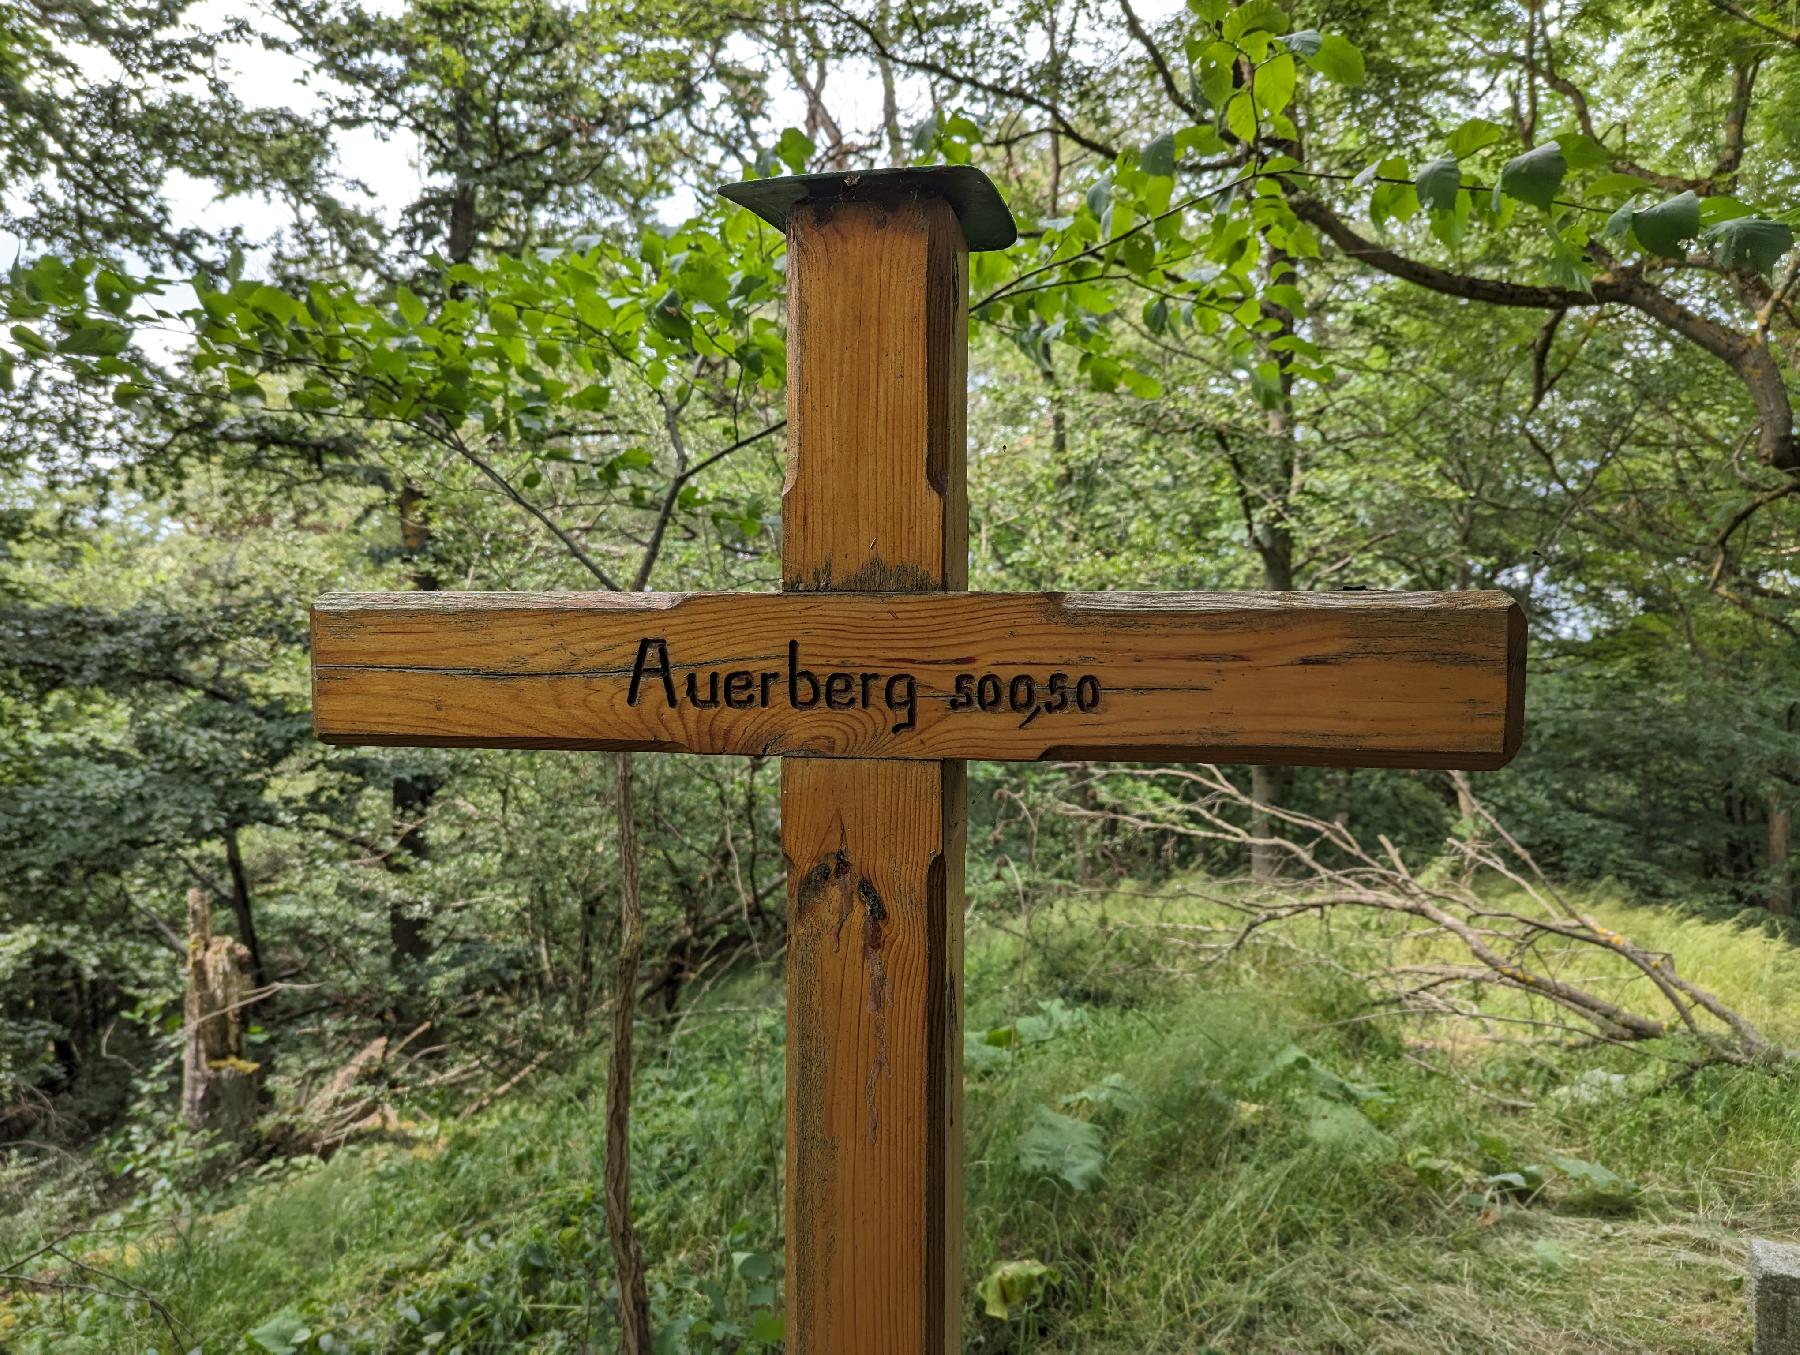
181 887 260 1141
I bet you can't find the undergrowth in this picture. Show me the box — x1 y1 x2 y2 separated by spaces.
3 881 1797 1353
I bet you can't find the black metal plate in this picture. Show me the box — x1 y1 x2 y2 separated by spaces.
717 166 1018 252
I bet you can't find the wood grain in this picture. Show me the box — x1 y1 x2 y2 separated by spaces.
783 195 967 592
781 196 968 1354
310 589 1526 769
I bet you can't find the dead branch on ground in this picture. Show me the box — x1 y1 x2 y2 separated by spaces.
1054 765 1790 1068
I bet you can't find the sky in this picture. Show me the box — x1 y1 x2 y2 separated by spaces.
126 0 1186 261
6 0 1185 298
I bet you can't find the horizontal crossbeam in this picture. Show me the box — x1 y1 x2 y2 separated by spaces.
312 589 1524 769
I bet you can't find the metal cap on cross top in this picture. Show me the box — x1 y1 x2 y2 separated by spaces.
718 165 1019 252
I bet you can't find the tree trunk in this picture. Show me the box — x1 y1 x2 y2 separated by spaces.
181 888 259 1141
390 481 438 978
1250 764 1293 880
223 827 266 992
605 752 652 1351
1773 798 1793 918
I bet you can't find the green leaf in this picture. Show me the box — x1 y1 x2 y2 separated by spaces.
57 321 128 357
1703 217 1795 275
10 324 51 357
1223 0 1288 40
1553 132 1612 171
1224 89 1258 143
1631 190 1699 258
1061 1073 1145 1113
1141 131 1176 179
1196 40 1238 109
1121 366 1163 399
1497 142 1566 211
395 285 426 327
1547 1153 1639 1200
1303 1097 1392 1156
1255 52 1296 116
249 1313 311 1355
1699 195 1755 226
1545 240 1593 293
976 1260 1060 1320
1017 1106 1106 1191
1302 32 1363 85
775 126 814 174
1534 1239 1572 1273
1604 198 1638 241
1584 172 1654 199
1445 117 1506 159
748 1309 784 1343
95 270 133 316
1415 156 1461 212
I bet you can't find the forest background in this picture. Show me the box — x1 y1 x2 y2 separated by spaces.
1 0 1797 1349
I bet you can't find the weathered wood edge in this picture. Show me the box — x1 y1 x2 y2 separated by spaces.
310 587 1520 616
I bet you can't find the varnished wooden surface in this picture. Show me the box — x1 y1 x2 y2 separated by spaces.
310 589 1526 769
780 197 968 1354
783 196 968 592
782 759 964 1353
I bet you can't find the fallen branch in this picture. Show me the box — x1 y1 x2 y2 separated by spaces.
1054 764 1791 1068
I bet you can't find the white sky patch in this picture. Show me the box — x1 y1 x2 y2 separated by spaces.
8 0 1188 302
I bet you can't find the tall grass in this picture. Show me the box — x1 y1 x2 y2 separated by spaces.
3 882 1796 1352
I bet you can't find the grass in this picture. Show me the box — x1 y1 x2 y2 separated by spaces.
3 880 1798 1352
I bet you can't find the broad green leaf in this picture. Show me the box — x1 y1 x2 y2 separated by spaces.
1703 217 1795 275
774 126 814 174
1585 172 1653 198
1547 1153 1639 1199
95 270 133 316
56 321 128 357
1061 1073 1145 1113
1302 32 1363 85
1369 156 1418 230
977 1260 1060 1320
1121 366 1163 399
1415 156 1461 212
1429 183 1471 250
748 1310 784 1343
1223 0 1288 41
1497 142 1566 211
1141 131 1176 179
1545 240 1593 293
1197 41 1238 110
1256 52 1296 116
9 324 50 357
1604 198 1639 241
1017 1106 1106 1191
1225 89 1258 143
1446 117 1506 159
1631 190 1699 257
1553 131 1612 171
1698 195 1755 226
395 285 426 327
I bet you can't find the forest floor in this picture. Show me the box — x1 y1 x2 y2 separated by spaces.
3 881 1798 1353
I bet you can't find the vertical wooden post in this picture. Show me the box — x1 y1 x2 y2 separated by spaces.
780 193 969 1353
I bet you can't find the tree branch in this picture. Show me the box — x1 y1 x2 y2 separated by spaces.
1290 195 1798 471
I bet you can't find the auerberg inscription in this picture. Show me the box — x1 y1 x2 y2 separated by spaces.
310 589 1524 767
626 638 1101 734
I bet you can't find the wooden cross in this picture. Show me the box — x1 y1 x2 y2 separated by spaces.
310 168 1525 1353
